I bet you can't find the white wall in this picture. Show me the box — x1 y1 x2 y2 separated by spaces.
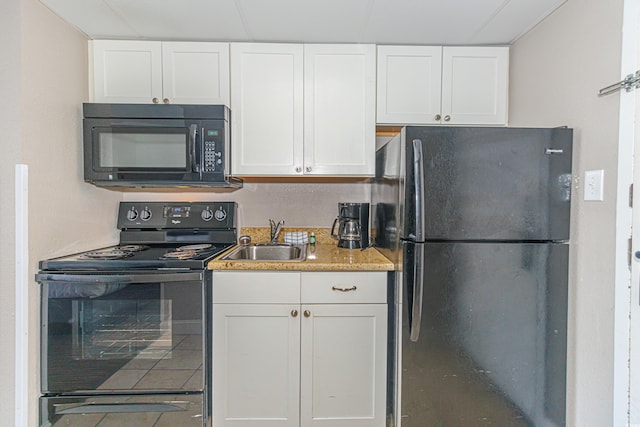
0 0 122 424
0 0 23 423
509 0 624 425
123 181 371 228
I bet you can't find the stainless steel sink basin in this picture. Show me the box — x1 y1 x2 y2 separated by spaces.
220 243 307 262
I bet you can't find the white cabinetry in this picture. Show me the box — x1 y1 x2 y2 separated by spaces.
230 44 304 176
90 40 229 105
230 43 375 177
377 45 509 125
212 271 388 427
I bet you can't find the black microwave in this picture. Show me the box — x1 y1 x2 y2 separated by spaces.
83 103 242 188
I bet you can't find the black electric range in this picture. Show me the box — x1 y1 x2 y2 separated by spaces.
36 201 237 427
39 201 237 271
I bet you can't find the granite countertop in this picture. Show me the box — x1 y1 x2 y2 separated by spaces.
208 227 394 271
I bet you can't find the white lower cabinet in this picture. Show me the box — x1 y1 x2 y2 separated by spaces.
212 271 388 427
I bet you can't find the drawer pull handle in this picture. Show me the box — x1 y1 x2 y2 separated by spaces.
291 309 298 317
331 285 357 292
304 310 311 318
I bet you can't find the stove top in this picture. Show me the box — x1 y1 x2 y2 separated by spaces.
39 202 237 271
40 242 235 271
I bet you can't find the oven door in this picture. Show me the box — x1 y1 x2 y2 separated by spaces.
37 271 209 395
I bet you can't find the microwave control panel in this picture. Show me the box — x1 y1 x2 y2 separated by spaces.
203 128 223 173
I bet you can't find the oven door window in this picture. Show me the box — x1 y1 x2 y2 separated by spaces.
93 127 189 171
42 276 205 394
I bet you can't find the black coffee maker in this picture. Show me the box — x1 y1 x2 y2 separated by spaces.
331 202 370 249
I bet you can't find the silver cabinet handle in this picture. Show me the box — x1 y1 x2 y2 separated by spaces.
152 97 160 104
331 285 357 292
163 98 170 104
305 166 312 173
545 148 564 155
303 310 311 318
435 114 441 121
291 309 298 317
444 115 451 121
295 166 302 173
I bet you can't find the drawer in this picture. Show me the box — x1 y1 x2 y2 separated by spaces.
301 272 387 304
213 271 300 303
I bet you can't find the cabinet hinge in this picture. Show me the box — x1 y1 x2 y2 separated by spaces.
630 183 634 208
629 237 633 270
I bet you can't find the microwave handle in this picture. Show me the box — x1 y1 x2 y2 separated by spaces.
189 124 198 173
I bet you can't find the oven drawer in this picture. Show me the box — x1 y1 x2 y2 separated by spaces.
40 393 205 427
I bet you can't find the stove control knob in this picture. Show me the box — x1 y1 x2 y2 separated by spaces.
214 207 227 222
126 207 138 221
140 208 152 221
201 208 214 221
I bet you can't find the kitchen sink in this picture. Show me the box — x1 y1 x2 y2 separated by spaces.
219 243 307 262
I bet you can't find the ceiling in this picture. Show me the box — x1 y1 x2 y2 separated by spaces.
40 0 567 45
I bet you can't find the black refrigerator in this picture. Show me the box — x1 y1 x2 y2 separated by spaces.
372 126 572 427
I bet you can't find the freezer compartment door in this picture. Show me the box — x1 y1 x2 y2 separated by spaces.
401 242 568 427
404 126 573 241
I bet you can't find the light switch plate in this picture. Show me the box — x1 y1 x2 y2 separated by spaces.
584 169 604 201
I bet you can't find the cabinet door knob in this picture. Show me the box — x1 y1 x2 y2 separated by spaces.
444 115 451 122
435 114 441 121
305 166 312 173
291 309 298 318
295 166 302 173
152 97 160 104
163 98 170 104
303 310 311 318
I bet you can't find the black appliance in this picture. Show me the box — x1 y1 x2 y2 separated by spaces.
330 202 370 249
83 103 242 188
36 201 237 427
372 126 572 426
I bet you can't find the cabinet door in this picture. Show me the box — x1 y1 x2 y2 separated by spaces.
213 304 301 427
162 42 229 105
377 45 443 125
230 43 304 176
90 40 162 103
304 44 376 176
441 46 509 125
300 304 387 427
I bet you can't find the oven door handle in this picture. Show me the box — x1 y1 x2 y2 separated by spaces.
54 402 187 415
35 272 203 284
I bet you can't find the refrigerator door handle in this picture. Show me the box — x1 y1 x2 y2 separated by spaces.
409 243 425 342
411 139 426 241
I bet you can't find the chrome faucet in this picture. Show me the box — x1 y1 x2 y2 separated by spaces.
269 219 285 243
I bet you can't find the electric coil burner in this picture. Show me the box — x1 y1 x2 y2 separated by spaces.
36 202 237 427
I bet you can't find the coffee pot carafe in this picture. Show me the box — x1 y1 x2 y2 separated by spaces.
331 202 369 249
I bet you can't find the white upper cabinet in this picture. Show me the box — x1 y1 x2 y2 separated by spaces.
230 43 304 176
90 40 229 105
303 44 376 176
376 45 443 125
377 45 509 125
441 46 509 125
231 43 376 177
